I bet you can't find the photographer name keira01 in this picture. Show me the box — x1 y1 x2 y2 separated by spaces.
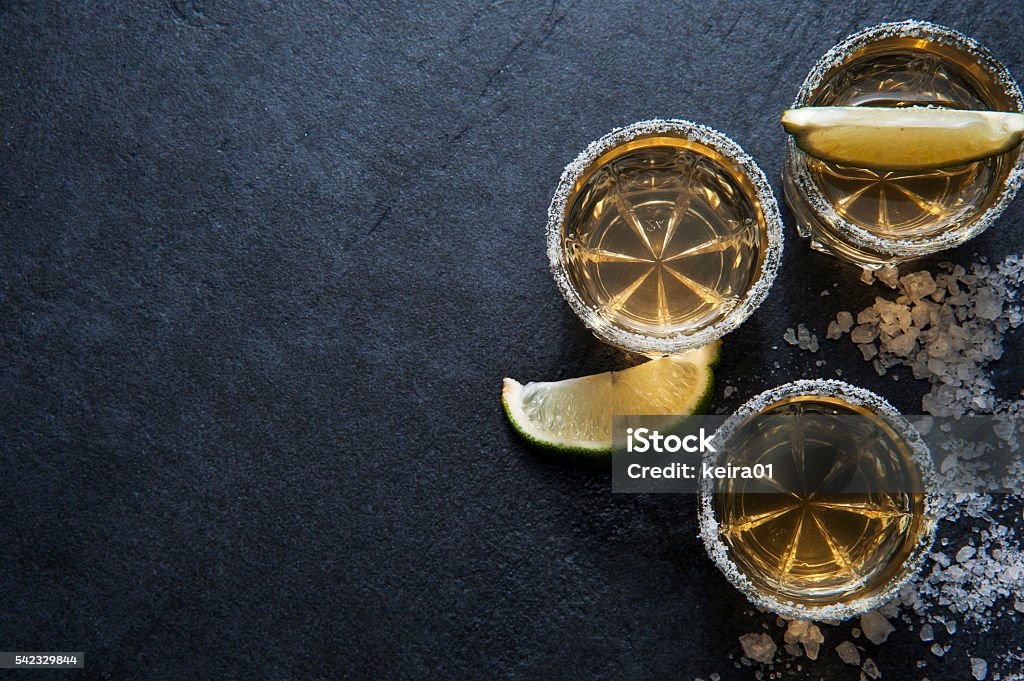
624 427 775 481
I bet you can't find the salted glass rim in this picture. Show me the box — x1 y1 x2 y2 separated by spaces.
787 19 1024 258
546 119 783 355
697 379 938 621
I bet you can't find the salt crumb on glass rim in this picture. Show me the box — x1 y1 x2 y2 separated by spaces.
698 379 939 621
787 19 1024 258
546 119 783 355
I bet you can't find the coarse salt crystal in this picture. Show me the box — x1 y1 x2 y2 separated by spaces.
860 611 895 644
971 657 987 680
835 641 860 665
900 270 937 300
877 265 899 288
739 633 776 664
956 546 977 563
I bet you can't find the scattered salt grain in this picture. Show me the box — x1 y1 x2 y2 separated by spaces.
860 611 895 644
843 257 1024 417
862 658 881 679
877 265 900 289
971 657 988 680
837 311 854 331
784 324 819 353
784 620 823 660
851 325 878 344
739 633 777 664
857 306 881 325
888 330 917 357
919 624 934 642
797 323 811 347
974 287 1001 321
900 270 937 300
836 641 860 665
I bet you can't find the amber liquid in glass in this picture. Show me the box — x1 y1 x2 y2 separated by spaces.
808 40 1014 241
714 397 928 605
561 137 767 339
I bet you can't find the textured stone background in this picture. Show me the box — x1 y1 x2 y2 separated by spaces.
2 1 1023 679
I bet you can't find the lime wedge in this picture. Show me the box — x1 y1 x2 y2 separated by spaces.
782 106 1024 170
502 342 720 457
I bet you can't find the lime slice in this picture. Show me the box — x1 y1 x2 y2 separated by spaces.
782 106 1024 170
502 342 720 457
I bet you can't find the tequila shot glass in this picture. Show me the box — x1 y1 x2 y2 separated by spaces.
699 379 937 620
548 119 783 355
784 20 1024 268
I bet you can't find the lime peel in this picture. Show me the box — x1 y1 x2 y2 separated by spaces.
502 342 720 457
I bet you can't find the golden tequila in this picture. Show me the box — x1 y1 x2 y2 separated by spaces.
784 21 1024 267
549 121 782 355
701 381 936 619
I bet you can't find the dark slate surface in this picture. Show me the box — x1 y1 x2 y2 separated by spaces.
2 2 1023 679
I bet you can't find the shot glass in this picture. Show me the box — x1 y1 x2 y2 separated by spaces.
784 20 1024 268
699 380 937 620
547 119 783 355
